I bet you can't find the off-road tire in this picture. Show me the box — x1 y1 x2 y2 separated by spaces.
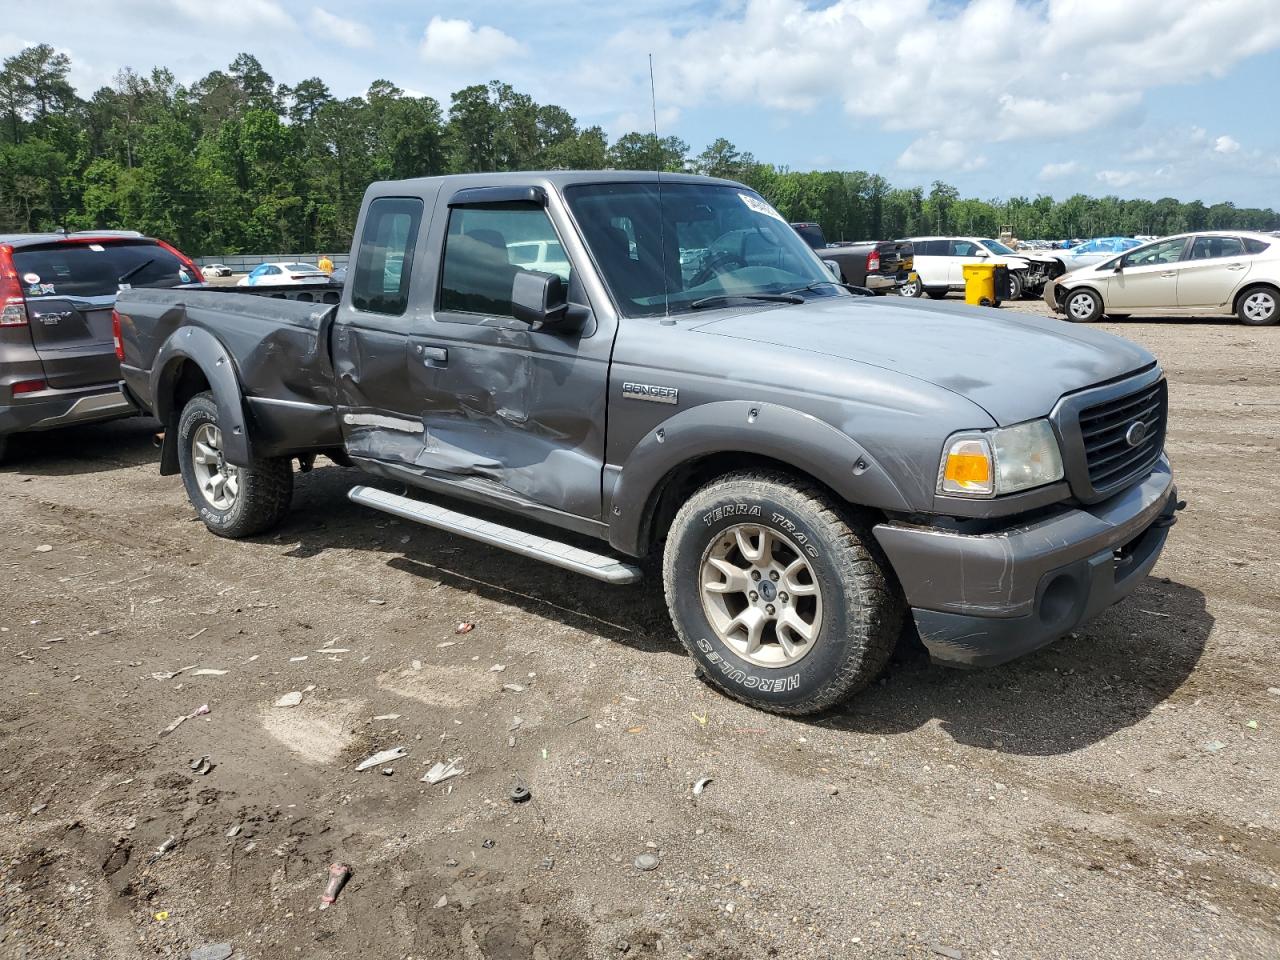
925 288 949 300
1236 285 1279 326
177 392 292 538
662 470 903 715
1062 287 1103 323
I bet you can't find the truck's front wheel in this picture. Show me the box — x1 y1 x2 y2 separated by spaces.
663 471 902 715
177 392 293 538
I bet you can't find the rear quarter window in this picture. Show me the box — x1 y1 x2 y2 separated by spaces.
1243 237 1271 255
13 241 198 299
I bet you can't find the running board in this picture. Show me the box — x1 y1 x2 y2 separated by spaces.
347 485 643 584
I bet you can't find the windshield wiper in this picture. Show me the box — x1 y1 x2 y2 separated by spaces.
784 279 875 297
117 258 155 285
689 293 805 310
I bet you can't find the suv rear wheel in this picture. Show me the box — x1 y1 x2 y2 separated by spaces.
662 471 902 715
177 392 293 538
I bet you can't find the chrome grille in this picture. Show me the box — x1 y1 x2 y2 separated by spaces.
1078 378 1167 495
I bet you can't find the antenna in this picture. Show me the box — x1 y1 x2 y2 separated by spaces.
648 53 659 145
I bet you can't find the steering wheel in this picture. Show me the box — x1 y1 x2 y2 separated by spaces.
689 251 749 288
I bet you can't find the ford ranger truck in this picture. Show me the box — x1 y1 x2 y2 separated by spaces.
116 172 1181 715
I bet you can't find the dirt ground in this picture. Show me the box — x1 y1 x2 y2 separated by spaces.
2 301 1278 960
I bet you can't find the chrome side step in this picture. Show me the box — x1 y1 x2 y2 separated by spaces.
348 485 643 585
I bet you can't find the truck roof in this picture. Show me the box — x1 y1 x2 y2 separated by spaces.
364 170 746 197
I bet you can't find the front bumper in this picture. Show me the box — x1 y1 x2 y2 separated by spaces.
0 382 137 437
1044 279 1064 312
873 457 1178 667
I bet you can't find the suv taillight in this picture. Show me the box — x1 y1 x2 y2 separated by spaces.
156 239 203 284
866 251 881 273
112 309 125 360
0 244 29 327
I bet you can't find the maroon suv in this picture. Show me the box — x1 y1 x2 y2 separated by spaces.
0 230 203 460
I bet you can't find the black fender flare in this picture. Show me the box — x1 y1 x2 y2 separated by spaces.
150 326 253 472
606 400 913 556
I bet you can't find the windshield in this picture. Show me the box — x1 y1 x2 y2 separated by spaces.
981 239 1016 255
564 182 842 317
13 240 200 299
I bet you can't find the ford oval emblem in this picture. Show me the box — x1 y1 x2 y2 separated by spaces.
1124 421 1149 448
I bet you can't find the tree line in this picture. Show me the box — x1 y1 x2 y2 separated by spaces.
1 44 1275 256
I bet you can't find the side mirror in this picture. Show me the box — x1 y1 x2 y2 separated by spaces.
823 259 842 280
1113 260 1125 273
512 270 568 329
975 250 990 259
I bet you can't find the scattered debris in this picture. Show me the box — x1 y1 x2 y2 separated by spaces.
225 824 242 838
381 767 395 776
508 717 524 731
274 691 304 708
289 656 308 662
422 758 464 784
510 784 531 804
318 647 350 654
150 836 179 862
1139 609 1170 618
190 755 214 776
151 664 197 681
1268 687 1280 697
502 683 525 693
437 641 456 648
692 777 713 797
189 944 234 960
634 853 660 872
153 911 170 922
482 839 495 849
566 714 590 726
541 856 555 870
35 545 53 553
372 713 401 721
320 863 351 908
29 802 47 815
191 669 227 677
356 747 407 771
455 622 475 634
434 895 448 908
411 659 423 671
1246 720 1259 729
692 712 708 726
368 598 386 605
160 703 210 737
489 664 506 673
931 945 965 960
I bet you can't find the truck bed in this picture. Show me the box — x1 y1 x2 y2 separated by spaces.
117 285 344 459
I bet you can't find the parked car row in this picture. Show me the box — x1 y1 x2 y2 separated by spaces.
897 236 1061 300
790 223 915 293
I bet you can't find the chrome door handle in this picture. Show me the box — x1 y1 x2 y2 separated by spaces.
1160 272 1177 278
1226 263 1246 270
412 344 448 365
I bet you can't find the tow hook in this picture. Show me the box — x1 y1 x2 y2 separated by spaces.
1152 498 1186 530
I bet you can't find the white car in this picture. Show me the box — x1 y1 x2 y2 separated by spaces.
1048 231 1279 325
506 239 571 280
201 263 232 278
898 236 1059 300
237 262 331 286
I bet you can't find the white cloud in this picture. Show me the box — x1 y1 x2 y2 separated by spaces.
312 9 374 50
1039 161 1080 180
1095 169 1144 189
420 17 525 69
1214 135 1241 154
896 138 987 173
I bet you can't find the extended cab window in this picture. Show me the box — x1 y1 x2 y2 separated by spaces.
351 197 422 315
439 204 570 317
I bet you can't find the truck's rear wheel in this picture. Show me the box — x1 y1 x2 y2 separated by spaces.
177 392 292 538
662 471 902 715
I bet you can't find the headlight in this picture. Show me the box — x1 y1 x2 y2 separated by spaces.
938 420 1064 498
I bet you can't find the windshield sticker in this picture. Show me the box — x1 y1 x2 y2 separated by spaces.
22 272 40 284
88 243 105 252
739 193 786 222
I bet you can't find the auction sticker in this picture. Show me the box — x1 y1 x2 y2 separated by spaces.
22 272 40 284
739 193 786 222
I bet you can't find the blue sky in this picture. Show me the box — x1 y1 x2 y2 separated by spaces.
4 0 1279 207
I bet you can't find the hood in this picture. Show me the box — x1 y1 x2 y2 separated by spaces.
689 296 1154 425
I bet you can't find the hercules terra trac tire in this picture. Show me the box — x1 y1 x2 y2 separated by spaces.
662 470 903 715
177 392 293 539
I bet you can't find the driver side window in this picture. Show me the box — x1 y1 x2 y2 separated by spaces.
1125 238 1186 267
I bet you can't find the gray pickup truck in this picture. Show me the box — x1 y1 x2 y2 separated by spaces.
116 171 1181 715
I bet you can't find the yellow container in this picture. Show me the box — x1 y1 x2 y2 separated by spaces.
962 262 998 306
